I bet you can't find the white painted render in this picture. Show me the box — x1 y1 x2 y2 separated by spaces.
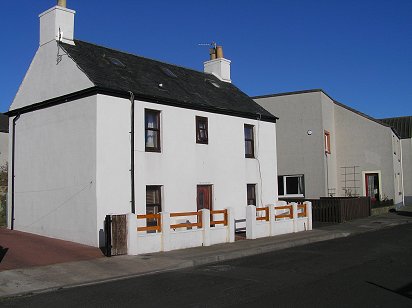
8 96 98 246
10 40 93 111
39 6 75 46
204 58 231 83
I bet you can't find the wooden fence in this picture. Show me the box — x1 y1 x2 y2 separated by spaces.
280 197 371 223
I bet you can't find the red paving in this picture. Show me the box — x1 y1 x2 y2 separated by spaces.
0 228 104 271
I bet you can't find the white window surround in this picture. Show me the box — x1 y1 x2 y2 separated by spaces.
361 170 383 200
278 174 304 197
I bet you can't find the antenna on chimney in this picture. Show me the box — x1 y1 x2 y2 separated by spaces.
198 42 225 60
57 0 67 8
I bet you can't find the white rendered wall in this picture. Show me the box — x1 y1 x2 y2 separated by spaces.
7 96 98 246
113 97 278 221
10 41 93 111
96 95 132 246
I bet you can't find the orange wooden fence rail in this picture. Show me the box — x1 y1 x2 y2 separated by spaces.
170 211 203 229
136 213 162 232
297 204 307 218
210 209 228 226
275 205 293 219
256 207 269 221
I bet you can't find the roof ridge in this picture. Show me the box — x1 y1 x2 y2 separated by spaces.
73 39 215 79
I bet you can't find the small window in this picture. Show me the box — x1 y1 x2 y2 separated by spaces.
247 184 257 206
145 109 161 152
244 124 255 158
146 186 162 230
324 131 331 154
196 116 208 144
278 175 304 197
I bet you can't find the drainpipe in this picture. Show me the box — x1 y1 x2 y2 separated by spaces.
325 151 329 197
129 92 136 213
11 114 20 230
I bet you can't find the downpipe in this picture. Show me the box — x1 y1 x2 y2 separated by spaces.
11 114 20 230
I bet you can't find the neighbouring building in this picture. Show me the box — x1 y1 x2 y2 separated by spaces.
380 116 412 205
0 114 8 167
254 89 404 207
6 2 278 247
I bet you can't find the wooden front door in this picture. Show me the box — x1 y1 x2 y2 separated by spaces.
365 173 380 203
197 185 212 211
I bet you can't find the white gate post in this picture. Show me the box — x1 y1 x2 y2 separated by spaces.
127 213 138 255
246 205 256 239
292 202 298 232
227 207 235 243
306 201 313 230
161 212 171 251
269 204 276 236
201 209 211 246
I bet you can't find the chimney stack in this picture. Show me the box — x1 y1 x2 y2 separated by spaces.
204 45 231 83
39 1 75 46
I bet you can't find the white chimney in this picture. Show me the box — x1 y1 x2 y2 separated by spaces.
39 1 75 46
204 45 231 83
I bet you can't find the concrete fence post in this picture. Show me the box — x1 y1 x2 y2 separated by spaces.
269 204 276 236
161 212 171 252
127 213 138 255
292 202 298 233
201 209 211 246
306 201 313 230
227 207 235 243
246 205 256 239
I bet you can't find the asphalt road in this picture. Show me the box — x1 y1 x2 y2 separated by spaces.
2 223 412 307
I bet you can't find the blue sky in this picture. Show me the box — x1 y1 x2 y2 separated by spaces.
1 0 411 118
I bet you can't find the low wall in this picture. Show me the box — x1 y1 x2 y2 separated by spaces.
245 202 312 240
127 208 235 255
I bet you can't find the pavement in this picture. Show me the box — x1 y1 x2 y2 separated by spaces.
0 206 411 299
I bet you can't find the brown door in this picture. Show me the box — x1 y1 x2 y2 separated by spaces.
197 185 212 211
365 173 380 203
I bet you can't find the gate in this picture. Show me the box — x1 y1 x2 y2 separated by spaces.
104 214 127 257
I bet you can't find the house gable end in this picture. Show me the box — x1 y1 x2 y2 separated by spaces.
10 42 94 111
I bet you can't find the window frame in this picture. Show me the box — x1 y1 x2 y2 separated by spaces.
145 109 161 152
244 124 255 158
247 184 257 206
196 116 209 144
324 130 331 154
278 174 305 197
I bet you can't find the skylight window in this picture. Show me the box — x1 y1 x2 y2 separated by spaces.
107 57 126 68
206 79 220 88
161 67 178 78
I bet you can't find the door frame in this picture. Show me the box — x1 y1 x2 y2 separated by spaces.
362 170 382 200
197 185 213 211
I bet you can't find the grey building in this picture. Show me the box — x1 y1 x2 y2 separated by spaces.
254 89 404 207
380 116 412 205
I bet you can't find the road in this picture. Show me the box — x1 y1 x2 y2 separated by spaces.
2 223 412 307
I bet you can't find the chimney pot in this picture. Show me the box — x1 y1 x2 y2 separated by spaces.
216 46 223 58
209 48 216 60
57 0 67 8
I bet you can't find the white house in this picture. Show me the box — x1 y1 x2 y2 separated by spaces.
7 2 278 247
254 89 404 207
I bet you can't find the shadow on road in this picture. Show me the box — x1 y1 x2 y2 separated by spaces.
396 211 412 217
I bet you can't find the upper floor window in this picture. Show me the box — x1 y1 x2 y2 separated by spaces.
145 109 161 152
244 124 255 158
324 130 331 154
196 116 208 144
247 184 257 206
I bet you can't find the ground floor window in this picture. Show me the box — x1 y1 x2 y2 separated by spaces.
146 186 162 228
247 184 257 206
278 175 304 197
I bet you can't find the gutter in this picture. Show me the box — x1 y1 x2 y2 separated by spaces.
11 114 20 229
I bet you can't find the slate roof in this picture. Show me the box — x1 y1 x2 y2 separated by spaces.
380 116 412 139
60 40 277 122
